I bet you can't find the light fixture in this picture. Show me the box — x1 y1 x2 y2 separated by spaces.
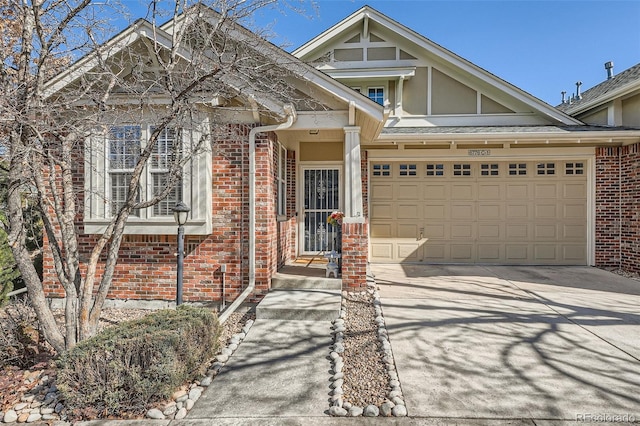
172 201 190 306
309 129 319 135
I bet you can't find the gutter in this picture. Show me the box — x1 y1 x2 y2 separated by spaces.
218 104 297 324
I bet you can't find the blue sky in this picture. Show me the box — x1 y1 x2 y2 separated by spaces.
122 1 640 106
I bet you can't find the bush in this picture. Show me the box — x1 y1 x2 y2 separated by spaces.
56 305 221 419
0 298 50 369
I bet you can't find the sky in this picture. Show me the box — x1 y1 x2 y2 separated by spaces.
121 0 640 106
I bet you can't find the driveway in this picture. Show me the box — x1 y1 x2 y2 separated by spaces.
372 264 640 421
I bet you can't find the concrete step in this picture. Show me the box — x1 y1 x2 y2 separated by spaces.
272 264 342 290
256 289 341 321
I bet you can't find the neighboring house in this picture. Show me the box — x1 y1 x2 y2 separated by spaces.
557 62 640 272
43 6 640 308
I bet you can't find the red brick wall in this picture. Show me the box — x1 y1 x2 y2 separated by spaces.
43 124 286 304
341 221 368 290
595 143 640 272
361 150 369 218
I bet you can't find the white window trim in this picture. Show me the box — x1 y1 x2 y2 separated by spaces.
276 142 287 218
84 116 212 235
367 86 385 106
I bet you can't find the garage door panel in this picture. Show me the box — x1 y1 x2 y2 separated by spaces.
425 184 447 200
451 184 474 200
370 222 393 238
397 203 420 219
371 242 393 261
371 203 393 219
506 223 529 239
425 204 447 220
397 184 420 200
425 223 446 238
478 223 502 239
505 245 528 261
534 224 558 239
534 244 558 260
451 244 473 261
371 183 393 200
477 244 501 261
451 223 474 239
452 203 474 219
534 183 558 199
397 243 421 261
507 204 529 219
507 183 530 199
478 183 503 200
478 203 503 220
535 204 557 219
397 223 419 238
564 182 587 198
370 160 588 265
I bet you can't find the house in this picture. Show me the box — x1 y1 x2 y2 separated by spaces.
43 6 640 309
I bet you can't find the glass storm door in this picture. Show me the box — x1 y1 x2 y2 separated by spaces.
302 168 340 253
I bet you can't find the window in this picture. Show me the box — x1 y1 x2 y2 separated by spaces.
368 87 384 105
276 143 287 216
372 164 391 177
537 163 555 175
453 163 471 176
85 116 212 235
509 163 527 176
151 128 182 217
399 164 417 176
108 126 141 216
426 164 444 176
480 163 499 176
351 86 362 93
565 162 584 175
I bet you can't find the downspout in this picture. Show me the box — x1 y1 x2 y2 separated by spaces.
218 103 297 324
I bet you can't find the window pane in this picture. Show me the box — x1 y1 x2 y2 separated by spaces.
151 127 178 170
109 126 140 169
110 173 139 216
368 87 384 105
153 173 182 216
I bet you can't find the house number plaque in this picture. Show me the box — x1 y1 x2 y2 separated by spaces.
468 149 491 156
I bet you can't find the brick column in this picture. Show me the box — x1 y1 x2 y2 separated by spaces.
341 220 368 290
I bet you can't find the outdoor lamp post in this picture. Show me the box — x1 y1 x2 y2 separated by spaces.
172 201 190 306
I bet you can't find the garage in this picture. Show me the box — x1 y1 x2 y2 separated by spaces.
369 159 588 264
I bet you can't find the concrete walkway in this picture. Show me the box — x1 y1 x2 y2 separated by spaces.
187 319 333 419
372 264 640 421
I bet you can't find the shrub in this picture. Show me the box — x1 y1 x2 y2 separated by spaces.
56 305 221 419
0 298 50 368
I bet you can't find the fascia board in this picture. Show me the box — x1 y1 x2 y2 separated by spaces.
293 7 368 58
324 67 416 79
376 129 640 141
43 21 175 99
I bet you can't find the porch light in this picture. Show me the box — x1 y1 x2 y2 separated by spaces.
172 201 190 306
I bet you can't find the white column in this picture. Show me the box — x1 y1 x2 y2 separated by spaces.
344 126 363 220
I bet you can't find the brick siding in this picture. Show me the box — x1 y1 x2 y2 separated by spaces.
43 124 291 305
341 221 368 290
595 143 640 272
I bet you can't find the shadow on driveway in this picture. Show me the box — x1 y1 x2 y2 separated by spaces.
372 264 640 420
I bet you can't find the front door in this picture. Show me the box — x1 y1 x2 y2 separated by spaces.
301 167 341 254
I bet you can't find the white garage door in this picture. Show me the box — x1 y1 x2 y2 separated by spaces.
370 160 588 264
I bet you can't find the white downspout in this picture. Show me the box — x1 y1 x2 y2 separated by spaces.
218 104 297 324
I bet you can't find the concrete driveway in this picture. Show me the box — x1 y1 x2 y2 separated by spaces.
372 265 640 421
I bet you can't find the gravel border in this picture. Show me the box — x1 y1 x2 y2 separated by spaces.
328 276 407 417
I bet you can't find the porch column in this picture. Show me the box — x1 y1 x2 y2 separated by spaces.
343 126 363 218
342 126 367 291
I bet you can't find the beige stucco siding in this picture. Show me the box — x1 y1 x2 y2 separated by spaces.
403 67 428 115
481 94 514 114
300 141 344 161
431 68 476 114
580 108 608 126
622 93 640 127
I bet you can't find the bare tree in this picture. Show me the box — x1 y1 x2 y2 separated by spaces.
1 0 319 353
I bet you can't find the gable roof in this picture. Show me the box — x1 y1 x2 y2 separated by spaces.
557 63 640 115
43 6 384 123
293 5 582 126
